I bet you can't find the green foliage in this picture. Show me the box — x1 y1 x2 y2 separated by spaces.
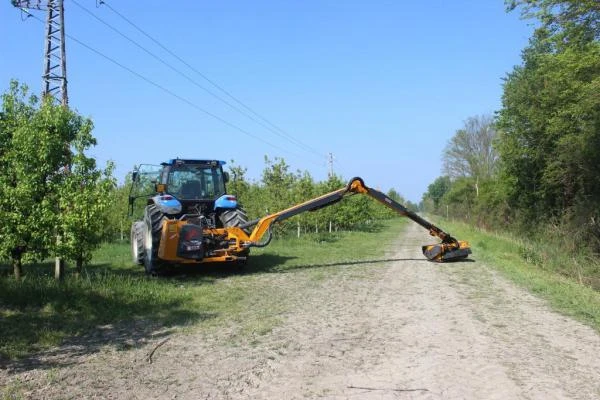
422 175 451 211
0 81 116 277
222 158 406 236
506 0 600 47
0 82 75 275
102 173 133 241
55 154 116 272
226 160 250 203
422 1 600 302
496 36 600 237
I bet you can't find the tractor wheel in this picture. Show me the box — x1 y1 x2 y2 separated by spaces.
143 204 166 275
130 221 145 265
219 207 249 231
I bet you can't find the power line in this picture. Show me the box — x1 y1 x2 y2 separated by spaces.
71 0 311 158
21 9 312 163
96 0 326 160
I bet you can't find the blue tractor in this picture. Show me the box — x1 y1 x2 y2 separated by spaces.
128 159 249 275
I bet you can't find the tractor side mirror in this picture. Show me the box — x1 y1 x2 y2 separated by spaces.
223 171 230 183
132 170 139 182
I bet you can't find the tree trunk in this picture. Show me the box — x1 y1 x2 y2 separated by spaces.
75 255 83 277
55 235 64 281
55 257 65 281
12 255 22 280
11 247 24 280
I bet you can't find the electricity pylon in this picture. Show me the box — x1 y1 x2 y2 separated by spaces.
12 0 68 106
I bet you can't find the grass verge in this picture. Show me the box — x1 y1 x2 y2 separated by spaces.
441 218 600 332
0 218 406 361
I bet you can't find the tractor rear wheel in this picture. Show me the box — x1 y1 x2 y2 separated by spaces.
130 221 145 265
219 207 249 231
143 204 166 275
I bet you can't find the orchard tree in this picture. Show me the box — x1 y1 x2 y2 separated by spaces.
0 82 77 278
103 176 134 242
227 160 250 202
0 81 113 278
55 143 116 274
261 156 296 232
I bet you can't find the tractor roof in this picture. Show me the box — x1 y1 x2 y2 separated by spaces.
162 159 226 166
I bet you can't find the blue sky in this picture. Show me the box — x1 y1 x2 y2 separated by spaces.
1 0 533 202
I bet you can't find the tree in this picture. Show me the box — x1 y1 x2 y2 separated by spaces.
0 82 77 278
422 176 451 211
496 36 600 219
440 177 477 221
0 81 113 278
55 148 115 274
227 160 250 202
506 0 600 47
493 0 600 250
442 115 498 180
103 176 134 242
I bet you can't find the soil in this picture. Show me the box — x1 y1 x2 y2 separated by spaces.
2 223 600 399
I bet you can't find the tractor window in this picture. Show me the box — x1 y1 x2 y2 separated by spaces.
168 165 225 200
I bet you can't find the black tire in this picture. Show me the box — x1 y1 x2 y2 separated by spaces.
219 207 249 230
130 221 145 265
143 204 166 275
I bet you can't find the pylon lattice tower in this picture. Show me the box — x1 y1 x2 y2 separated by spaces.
12 0 68 106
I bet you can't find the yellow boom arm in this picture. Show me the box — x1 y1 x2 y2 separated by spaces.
240 177 471 262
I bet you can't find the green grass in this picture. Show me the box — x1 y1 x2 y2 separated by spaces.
441 218 600 331
0 218 406 361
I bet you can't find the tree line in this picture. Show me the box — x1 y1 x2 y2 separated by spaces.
423 1 600 254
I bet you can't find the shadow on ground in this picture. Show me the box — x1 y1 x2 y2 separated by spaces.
152 254 435 281
0 261 217 371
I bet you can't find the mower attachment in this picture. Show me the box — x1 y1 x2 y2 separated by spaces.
422 240 471 262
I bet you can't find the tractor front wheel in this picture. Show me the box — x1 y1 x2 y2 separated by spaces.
143 220 161 275
131 221 145 265
143 204 165 275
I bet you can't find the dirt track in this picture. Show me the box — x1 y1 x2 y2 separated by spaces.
3 223 600 399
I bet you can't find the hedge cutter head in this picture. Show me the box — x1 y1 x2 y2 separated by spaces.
422 239 471 262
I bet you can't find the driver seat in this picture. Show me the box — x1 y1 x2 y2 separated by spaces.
180 180 202 199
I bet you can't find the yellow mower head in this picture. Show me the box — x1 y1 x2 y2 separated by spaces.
422 240 471 262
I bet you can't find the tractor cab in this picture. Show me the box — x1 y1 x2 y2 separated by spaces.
162 159 227 201
128 159 231 218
